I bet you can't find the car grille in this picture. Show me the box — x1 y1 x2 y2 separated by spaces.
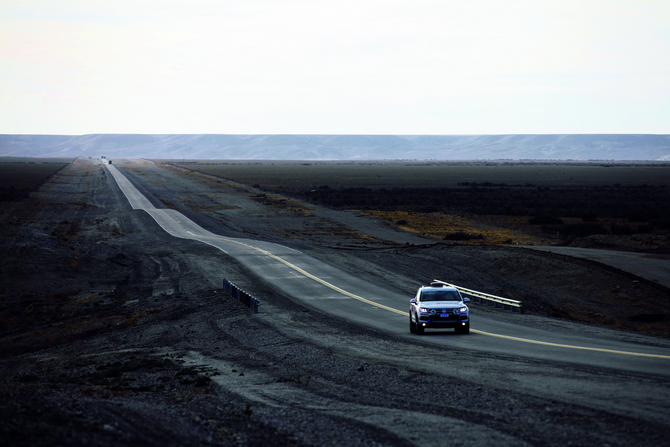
428 309 459 321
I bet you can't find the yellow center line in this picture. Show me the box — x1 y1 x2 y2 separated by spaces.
230 239 406 315
207 237 670 360
471 329 670 359
149 207 670 360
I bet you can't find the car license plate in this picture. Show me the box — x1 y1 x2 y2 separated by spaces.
440 312 449 317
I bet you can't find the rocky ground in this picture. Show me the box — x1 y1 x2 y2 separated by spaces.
1 158 669 446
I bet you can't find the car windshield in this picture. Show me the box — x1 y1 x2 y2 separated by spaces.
420 290 461 301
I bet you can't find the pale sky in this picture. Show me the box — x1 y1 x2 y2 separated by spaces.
1 0 668 135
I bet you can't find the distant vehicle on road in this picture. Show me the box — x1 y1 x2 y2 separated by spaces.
409 285 470 334
101 156 108 164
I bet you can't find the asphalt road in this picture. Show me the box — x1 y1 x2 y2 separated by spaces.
106 163 670 378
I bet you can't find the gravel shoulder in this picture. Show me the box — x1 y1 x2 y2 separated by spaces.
2 158 669 446
520 245 670 288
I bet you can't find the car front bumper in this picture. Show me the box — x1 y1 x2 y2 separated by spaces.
418 316 469 328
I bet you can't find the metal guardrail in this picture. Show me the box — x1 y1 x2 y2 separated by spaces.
222 276 520 314
223 279 260 313
431 279 524 313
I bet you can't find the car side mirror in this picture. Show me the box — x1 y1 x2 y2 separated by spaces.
410 298 416 304
464 298 470 302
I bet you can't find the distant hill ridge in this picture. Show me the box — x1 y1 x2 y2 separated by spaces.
1 134 669 161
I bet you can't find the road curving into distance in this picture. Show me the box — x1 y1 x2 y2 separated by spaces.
106 163 670 376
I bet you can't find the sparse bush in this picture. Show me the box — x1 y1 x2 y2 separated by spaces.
529 216 564 225
580 212 598 222
561 223 609 237
443 232 484 241
395 219 408 226
418 206 439 213
611 224 634 235
637 224 654 234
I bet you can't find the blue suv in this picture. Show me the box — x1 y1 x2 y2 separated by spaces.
410 286 470 334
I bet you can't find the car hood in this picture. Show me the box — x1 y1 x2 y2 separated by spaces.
420 301 464 308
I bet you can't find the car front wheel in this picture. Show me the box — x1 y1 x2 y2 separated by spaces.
455 323 470 334
415 316 424 335
409 313 416 333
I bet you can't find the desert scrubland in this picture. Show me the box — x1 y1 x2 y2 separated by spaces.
1 158 670 446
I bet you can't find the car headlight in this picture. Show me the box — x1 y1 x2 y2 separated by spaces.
419 307 428 313
458 307 468 314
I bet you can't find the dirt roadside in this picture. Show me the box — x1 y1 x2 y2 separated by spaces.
1 158 669 447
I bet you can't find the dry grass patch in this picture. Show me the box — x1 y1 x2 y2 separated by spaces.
251 193 316 215
361 210 542 245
